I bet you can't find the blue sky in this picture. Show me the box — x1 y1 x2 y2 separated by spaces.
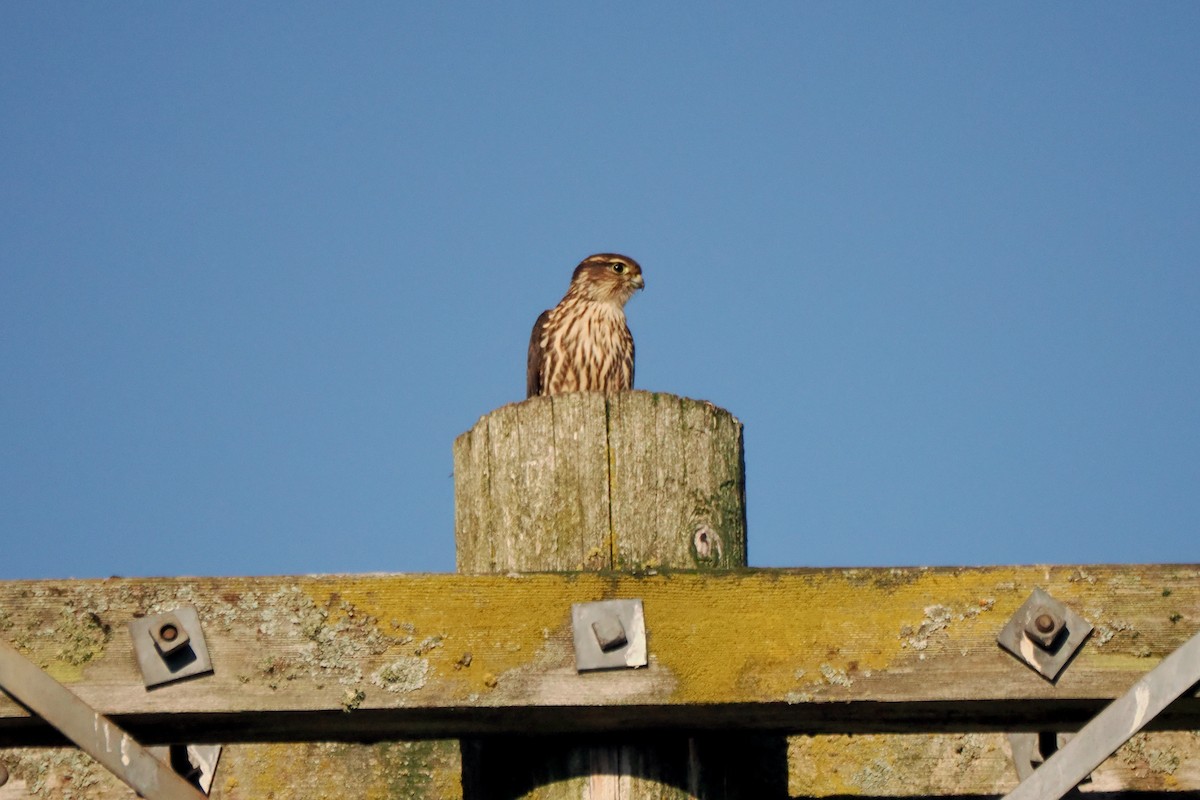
2 4 1198 579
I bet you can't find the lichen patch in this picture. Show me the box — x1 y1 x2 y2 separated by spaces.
371 657 431 693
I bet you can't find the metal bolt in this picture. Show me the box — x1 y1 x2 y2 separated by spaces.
149 613 190 656
591 615 628 652
1024 606 1064 649
572 599 647 671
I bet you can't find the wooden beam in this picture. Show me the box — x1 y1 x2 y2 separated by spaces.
786 731 1200 796
0 741 464 800
5 732 1199 798
1 565 1197 745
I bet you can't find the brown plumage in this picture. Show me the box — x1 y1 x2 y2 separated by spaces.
527 253 645 398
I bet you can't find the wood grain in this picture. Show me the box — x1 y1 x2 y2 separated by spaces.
2 566 1198 796
455 391 757 798
6 732 1198 799
607 391 747 570
454 392 746 572
1 567 1197 739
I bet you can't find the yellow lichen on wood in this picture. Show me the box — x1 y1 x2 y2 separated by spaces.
640 568 1007 703
0 565 1196 733
0 743 463 800
209 741 461 800
627 566 1096 704
301 568 1015 709
789 733 1014 796
1 566 1200 797
313 574 570 698
787 731 1200 796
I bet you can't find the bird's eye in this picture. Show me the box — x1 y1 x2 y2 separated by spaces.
612 262 626 274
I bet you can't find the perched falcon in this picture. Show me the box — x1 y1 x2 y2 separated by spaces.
527 253 645 398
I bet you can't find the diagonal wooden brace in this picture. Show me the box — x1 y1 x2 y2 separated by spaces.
1004 627 1200 800
0 635 205 799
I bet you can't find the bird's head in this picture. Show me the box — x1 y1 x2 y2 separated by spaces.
568 253 645 306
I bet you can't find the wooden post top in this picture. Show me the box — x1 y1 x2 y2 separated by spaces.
453 391 747 573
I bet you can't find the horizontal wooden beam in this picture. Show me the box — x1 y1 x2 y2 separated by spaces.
1 565 1197 746
6 733 1200 798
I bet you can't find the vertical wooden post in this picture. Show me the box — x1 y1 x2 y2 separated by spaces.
453 391 785 799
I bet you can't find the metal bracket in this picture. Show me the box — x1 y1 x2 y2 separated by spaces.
0 634 205 799
150 745 223 795
130 606 214 688
1004 627 1200 800
997 588 1093 681
572 599 648 672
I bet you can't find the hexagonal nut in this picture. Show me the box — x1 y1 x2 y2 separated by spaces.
149 614 191 656
1024 606 1064 649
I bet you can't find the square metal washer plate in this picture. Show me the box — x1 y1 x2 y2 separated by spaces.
128 605 214 688
572 599 647 672
997 588 1093 681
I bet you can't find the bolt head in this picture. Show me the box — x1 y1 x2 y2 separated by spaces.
591 615 628 653
149 613 191 656
1024 606 1065 648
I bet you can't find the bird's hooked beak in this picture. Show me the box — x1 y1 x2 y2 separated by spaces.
632 274 645 290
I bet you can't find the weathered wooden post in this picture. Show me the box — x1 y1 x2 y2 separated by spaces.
454 390 785 798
